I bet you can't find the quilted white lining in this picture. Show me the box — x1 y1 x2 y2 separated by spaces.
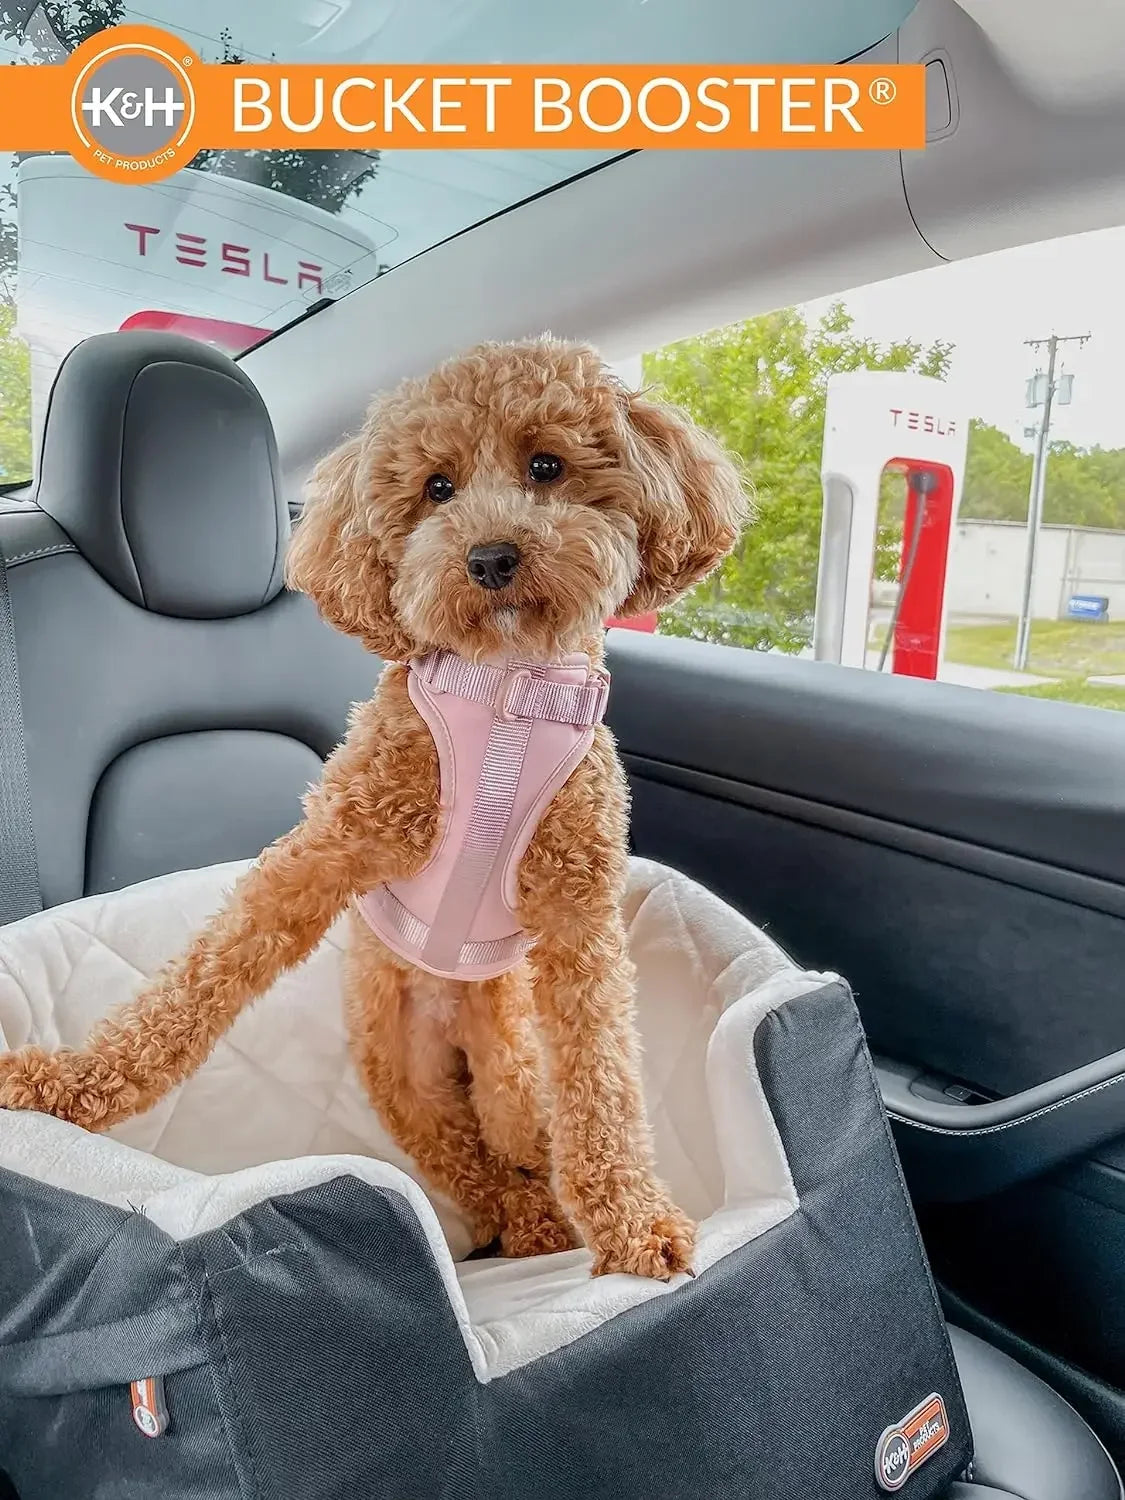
0 858 838 1381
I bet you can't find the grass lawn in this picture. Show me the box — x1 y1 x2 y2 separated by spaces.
943 618 1125 677
866 617 1125 711
994 678 1125 711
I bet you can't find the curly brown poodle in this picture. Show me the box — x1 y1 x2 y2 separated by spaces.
0 337 748 1280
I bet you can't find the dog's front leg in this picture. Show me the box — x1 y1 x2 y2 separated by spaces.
518 730 696 1281
0 686 437 1132
0 812 382 1132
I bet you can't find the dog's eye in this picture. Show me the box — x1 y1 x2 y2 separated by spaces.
528 452 563 484
425 473 455 504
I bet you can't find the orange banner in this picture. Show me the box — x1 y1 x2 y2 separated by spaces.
0 25 926 186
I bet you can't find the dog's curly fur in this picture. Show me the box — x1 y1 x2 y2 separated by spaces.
0 338 748 1279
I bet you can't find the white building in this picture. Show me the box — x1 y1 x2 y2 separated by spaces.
946 519 1125 620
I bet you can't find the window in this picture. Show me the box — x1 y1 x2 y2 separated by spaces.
0 0 914 489
636 224 1125 714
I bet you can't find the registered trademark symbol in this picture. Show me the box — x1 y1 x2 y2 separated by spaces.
869 76 897 104
183 55 193 66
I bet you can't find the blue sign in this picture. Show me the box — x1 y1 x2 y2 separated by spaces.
1067 594 1109 621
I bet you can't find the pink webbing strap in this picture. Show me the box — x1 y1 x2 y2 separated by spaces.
370 883 533 971
414 651 609 974
420 653 610 728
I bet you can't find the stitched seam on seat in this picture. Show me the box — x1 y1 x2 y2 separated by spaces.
196 1256 265 1500
888 1068 1125 1137
5 543 78 566
56 910 150 985
220 1034 351 1123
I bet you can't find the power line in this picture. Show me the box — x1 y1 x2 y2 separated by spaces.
1013 330 1091 671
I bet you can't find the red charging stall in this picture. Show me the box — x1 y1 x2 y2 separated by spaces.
815 371 968 679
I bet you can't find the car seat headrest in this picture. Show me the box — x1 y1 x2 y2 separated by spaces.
35 330 289 619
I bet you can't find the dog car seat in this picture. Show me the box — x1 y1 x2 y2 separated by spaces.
0 856 974 1498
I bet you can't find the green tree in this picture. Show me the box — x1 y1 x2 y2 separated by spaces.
1044 441 1125 530
960 422 1125 531
190 28 378 214
959 419 1032 521
0 300 31 481
644 303 953 652
1074 445 1125 527
0 0 121 51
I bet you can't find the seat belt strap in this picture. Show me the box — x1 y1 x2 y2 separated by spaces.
0 532 43 924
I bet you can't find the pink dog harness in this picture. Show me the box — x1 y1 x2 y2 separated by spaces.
356 649 611 981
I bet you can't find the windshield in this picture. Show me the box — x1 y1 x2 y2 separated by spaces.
0 0 915 486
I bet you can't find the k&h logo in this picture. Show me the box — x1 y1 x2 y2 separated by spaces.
874 1393 950 1492
69 30 197 182
82 83 184 130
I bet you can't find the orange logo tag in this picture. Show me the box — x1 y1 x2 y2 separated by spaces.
129 1376 169 1438
875 1393 949 1491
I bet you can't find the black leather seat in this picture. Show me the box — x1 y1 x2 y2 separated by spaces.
0 331 377 908
947 1327 1121 1498
0 331 1120 1500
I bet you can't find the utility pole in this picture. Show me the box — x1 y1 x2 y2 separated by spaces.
1013 332 1090 671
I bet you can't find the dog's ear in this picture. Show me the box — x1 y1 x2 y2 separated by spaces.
615 392 750 616
286 434 416 662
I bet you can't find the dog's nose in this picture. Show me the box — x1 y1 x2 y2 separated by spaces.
467 542 521 591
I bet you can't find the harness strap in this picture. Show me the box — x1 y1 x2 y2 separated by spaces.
417 651 610 729
412 649 607 974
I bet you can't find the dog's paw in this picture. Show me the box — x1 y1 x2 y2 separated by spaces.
590 1204 697 1281
0 1046 138 1131
500 1175 579 1259
0 1046 62 1112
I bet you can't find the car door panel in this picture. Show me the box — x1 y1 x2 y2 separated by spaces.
606 631 1125 887
608 632 1125 1097
605 628 1125 1431
626 769 1125 1100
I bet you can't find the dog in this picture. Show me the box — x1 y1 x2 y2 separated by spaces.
0 337 748 1280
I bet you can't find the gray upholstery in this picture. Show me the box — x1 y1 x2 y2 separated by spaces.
35 332 288 619
0 331 378 906
949 1326 1123 1498
85 730 321 896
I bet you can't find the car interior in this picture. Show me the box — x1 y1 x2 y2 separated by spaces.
3 0 1125 1495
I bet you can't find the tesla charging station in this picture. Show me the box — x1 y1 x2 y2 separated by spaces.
815 370 969 679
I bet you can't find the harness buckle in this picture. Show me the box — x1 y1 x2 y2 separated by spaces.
586 667 611 722
495 666 533 722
